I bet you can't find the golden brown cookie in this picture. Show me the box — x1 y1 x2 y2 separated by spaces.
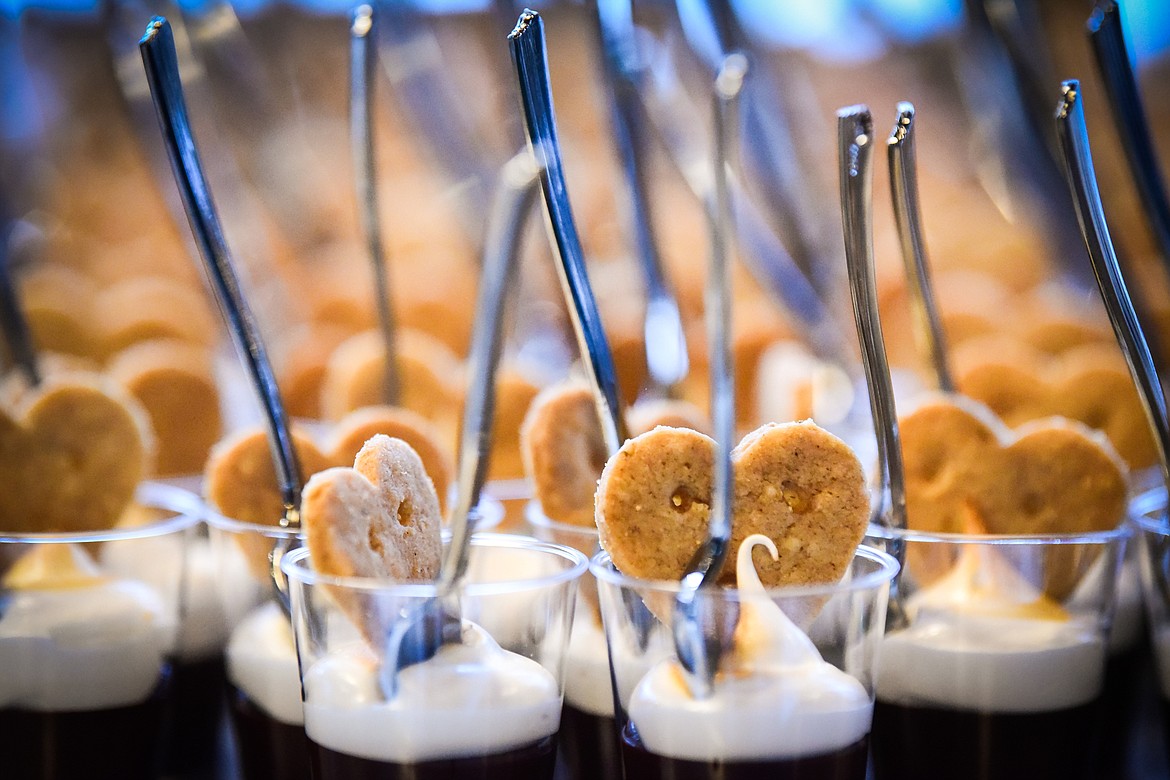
303 434 442 582
275 323 353 420
899 395 1128 535
521 381 609 526
488 367 541 481
93 276 217 358
329 406 454 515
728 421 869 588
108 339 222 477
627 398 710 436
0 372 155 533
203 426 333 527
18 263 99 359
595 426 715 582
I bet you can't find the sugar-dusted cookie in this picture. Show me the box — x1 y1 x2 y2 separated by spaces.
329 406 454 514
521 381 609 526
303 434 442 585
0 371 155 533
108 339 222 477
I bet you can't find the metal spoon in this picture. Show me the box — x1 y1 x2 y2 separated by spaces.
633 29 852 366
887 103 954 393
1088 1 1170 275
671 53 746 700
139 17 304 609
1055 80 1170 506
380 150 541 696
509 8 629 453
594 0 688 397
838 106 909 597
0 236 40 387
350 5 398 406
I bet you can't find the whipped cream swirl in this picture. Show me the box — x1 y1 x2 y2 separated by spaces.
628 534 872 762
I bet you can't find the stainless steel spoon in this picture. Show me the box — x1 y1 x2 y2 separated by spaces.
1055 79 1170 504
1088 0 1170 274
139 17 304 610
594 0 688 397
838 106 909 592
350 4 399 406
510 8 629 453
379 150 541 696
671 53 746 700
887 103 954 393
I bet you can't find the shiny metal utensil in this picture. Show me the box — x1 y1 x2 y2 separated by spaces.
510 8 629 453
1088 0 1170 272
594 0 688 397
140 17 304 609
887 103 954 392
1056 80 1170 500
351 5 399 406
380 150 541 696
671 53 746 700
838 106 908 572
635 29 851 365
0 237 39 386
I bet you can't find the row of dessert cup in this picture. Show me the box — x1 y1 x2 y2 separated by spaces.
529 496 1164 780
3 480 1168 779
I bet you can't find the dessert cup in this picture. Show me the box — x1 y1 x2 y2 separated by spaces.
1136 496 1170 768
0 481 201 780
592 543 898 780
283 532 588 779
206 512 311 780
526 501 620 780
866 524 1128 780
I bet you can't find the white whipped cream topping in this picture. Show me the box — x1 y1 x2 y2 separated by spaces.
0 544 173 711
1108 556 1143 654
303 622 560 763
877 545 1104 712
563 605 613 717
628 535 872 762
227 601 304 725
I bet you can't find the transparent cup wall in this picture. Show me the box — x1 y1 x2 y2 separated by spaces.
592 544 898 779
206 512 310 780
0 481 201 780
525 502 619 780
865 524 1128 780
283 533 587 779
1137 498 1170 766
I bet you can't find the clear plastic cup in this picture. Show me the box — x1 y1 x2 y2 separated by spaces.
1136 495 1170 768
0 481 201 779
592 543 898 779
866 524 1128 780
525 501 619 780
282 532 588 779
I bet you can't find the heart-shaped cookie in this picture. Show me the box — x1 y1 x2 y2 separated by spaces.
0 372 154 533
595 421 869 588
302 434 442 582
956 340 1154 470
899 395 1128 536
328 405 453 514
109 339 222 478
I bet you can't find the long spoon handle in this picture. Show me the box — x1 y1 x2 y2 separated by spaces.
594 0 688 395
350 4 399 406
140 17 302 520
1088 1 1170 268
509 9 629 454
1055 80 1170 495
439 152 540 591
838 106 907 533
887 103 953 392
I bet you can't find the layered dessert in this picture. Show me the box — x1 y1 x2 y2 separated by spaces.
620 535 873 779
0 543 176 779
290 434 580 779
